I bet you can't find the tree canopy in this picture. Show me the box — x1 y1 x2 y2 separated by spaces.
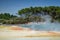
18 6 60 22
0 13 17 20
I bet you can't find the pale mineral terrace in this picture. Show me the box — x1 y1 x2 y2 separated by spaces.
0 25 60 38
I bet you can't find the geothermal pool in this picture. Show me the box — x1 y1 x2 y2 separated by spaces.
0 15 60 40
19 22 60 31
0 37 60 40
0 23 60 40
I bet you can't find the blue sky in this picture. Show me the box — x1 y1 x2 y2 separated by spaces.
0 0 60 15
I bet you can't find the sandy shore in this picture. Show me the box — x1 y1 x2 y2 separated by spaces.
0 25 60 38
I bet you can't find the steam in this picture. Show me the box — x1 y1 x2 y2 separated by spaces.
20 13 60 32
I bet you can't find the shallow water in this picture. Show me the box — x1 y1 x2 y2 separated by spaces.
0 37 60 40
19 22 60 31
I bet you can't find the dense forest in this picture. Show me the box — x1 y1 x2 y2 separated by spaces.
0 6 60 24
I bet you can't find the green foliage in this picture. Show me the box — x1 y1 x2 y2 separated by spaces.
18 6 60 22
0 13 17 20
